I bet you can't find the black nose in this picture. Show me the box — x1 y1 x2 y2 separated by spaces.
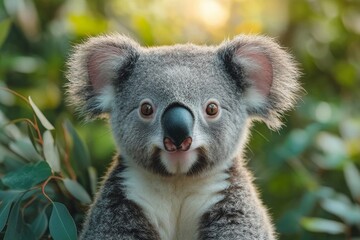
161 105 194 151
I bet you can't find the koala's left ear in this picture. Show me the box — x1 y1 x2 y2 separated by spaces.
217 35 301 129
66 34 140 120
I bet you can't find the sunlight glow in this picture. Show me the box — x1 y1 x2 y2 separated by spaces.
197 0 229 28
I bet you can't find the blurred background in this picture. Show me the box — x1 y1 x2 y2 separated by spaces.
0 0 359 239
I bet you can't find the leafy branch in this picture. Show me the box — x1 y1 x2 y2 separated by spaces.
0 88 95 240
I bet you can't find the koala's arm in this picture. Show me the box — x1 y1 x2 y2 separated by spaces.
198 162 275 240
80 158 160 240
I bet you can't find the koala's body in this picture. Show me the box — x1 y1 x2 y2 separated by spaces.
66 34 300 240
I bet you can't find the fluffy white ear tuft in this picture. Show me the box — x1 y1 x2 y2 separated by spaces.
95 85 116 112
233 46 273 110
218 35 302 129
87 45 127 93
234 46 273 97
66 34 139 119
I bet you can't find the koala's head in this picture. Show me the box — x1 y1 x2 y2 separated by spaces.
66 34 300 176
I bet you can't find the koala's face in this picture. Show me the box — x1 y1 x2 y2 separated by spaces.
110 48 248 175
67 35 300 176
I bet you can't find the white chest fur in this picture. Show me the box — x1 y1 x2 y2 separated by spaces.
120 167 230 240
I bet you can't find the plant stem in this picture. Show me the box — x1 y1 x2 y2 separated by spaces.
0 87 30 104
62 124 77 181
41 175 63 202
33 115 43 145
22 195 37 209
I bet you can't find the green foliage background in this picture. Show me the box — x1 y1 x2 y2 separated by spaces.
0 0 359 239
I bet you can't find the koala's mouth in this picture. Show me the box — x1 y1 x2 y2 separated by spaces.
148 147 210 176
160 149 197 174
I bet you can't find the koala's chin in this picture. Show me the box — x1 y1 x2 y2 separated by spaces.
146 146 211 176
160 148 199 175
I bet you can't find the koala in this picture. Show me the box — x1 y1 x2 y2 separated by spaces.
66 34 300 240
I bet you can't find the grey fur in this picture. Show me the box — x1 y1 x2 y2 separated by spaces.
80 156 161 240
66 34 301 239
198 161 275 239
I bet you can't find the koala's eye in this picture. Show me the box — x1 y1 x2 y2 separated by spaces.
140 102 154 117
206 103 219 116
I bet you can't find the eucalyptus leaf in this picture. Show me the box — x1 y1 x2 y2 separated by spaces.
64 120 90 183
0 110 21 140
0 82 15 106
340 118 360 140
0 131 10 145
315 186 335 199
63 178 92 204
0 199 12 232
301 217 346 234
0 190 21 202
3 196 35 240
88 166 98 195
9 138 43 162
274 123 322 165
2 161 51 189
31 209 48 239
20 224 36 240
312 153 346 170
3 123 22 140
3 197 21 240
316 132 347 156
0 19 11 47
2 155 26 172
277 210 302 234
344 161 360 201
28 96 55 130
0 145 7 163
43 130 61 172
49 202 77 240
321 198 360 224
27 123 40 154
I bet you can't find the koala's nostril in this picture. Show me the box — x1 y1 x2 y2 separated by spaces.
179 137 192 151
163 137 192 152
164 137 177 152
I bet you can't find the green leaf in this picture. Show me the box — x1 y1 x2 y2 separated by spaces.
315 132 347 169
2 156 26 172
31 209 48 239
64 120 90 183
9 138 43 162
0 190 22 201
2 161 51 189
88 166 98 195
277 210 302 234
63 178 92 204
28 96 54 130
4 197 21 240
27 123 40 154
0 19 11 47
4 196 36 240
274 123 323 166
344 161 360 201
49 202 77 240
312 154 346 170
321 197 360 224
301 217 346 234
0 199 12 232
43 130 60 172
0 82 15 106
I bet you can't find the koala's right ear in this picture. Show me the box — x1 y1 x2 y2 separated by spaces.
217 35 301 130
66 34 140 119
